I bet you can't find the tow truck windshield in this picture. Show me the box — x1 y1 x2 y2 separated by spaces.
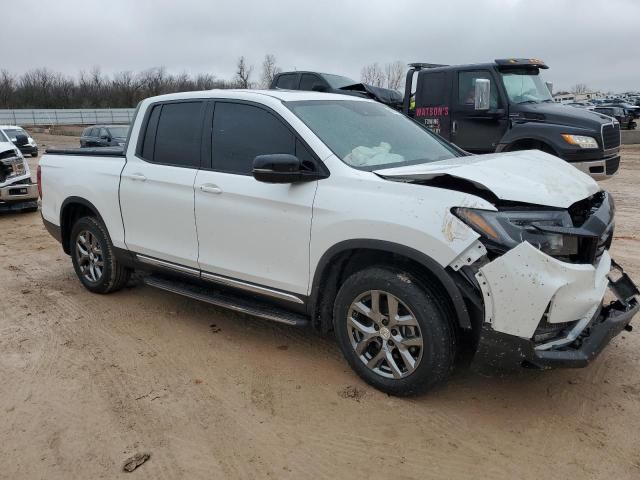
500 69 553 104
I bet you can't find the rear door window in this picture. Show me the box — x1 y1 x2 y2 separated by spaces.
299 74 324 91
275 74 299 90
211 102 294 174
152 101 204 168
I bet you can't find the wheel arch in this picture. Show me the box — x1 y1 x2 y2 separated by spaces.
309 239 473 333
59 196 108 255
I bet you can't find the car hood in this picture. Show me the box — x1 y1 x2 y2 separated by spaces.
375 150 600 208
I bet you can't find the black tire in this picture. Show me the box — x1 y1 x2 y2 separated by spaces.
31 151 38 158
23 206 39 213
333 267 456 396
69 216 131 294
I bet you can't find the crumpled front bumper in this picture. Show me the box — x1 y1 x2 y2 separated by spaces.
475 296 638 369
473 247 639 369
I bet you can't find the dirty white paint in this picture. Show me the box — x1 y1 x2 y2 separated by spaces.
477 242 611 339
376 150 600 208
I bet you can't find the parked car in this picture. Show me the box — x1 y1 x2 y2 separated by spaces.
80 125 129 147
271 71 403 110
593 106 636 130
0 128 38 213
39 90 638 395
0 125 38 157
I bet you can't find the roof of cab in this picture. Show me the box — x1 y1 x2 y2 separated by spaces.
141 89 370 105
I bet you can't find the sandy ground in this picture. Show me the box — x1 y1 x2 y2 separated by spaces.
1 134 640 479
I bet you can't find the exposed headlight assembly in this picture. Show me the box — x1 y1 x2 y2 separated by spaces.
0 155 27 179
561 134 598 149
453 207 578 257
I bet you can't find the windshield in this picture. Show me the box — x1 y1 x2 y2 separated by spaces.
108 126 129 138
0 129 9 143
323 74 358 89
286 100 459 170
500 69 553 104
3 128 26 139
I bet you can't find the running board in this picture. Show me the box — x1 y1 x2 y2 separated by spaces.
143 275 309 327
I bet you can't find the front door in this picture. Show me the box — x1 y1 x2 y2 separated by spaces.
120 100 205 268
195 101 317 295
451 70 508 152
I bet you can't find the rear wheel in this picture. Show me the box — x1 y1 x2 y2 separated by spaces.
333 267 456 396
70 216 131 293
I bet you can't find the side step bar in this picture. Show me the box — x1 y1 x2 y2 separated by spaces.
144 275 309 327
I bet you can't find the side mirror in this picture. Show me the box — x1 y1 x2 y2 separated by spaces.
253 154 305 183
14 134 29 146
474 78 491 111
253 154 328 183
311 83 328 92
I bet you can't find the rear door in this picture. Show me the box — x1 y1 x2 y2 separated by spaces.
414 70 452 140
194 100 317 295
451 69 508 152
120 100 205 268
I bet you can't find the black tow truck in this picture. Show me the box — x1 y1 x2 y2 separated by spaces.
404 59 621 179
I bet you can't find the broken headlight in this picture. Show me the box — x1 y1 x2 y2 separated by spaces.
0 154 27 180
453 207 578 257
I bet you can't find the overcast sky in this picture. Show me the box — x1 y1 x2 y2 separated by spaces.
2 0 638 92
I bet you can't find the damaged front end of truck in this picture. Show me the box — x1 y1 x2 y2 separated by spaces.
0 146 38 213
377 150 639 370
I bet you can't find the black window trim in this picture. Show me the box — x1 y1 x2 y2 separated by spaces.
203 98 329 178
134 98 208 170
274 72 301 90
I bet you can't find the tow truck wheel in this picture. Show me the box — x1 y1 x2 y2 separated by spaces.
70 216 131 294
333 267 456 396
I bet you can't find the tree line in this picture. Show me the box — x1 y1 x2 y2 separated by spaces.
0 55 406 109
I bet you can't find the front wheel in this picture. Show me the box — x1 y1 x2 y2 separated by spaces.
70 216 131 293
333 267 456 396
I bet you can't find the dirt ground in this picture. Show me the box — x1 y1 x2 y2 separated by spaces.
1 133 640 479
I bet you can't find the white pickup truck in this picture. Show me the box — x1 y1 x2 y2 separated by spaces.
39 90 638 395
0 128 38 213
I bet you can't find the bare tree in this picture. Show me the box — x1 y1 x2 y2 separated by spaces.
384 61 404 90
260 54 281 89
235 56 253 89
571 83 589 94
360 63 385 87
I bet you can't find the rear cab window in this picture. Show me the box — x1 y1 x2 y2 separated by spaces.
138 101 205 168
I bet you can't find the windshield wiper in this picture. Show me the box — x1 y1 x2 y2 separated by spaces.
517 100 540 104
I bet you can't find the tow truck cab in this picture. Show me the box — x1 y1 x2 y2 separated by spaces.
403 59 621 180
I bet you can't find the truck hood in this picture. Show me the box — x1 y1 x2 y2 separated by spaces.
375 150 600 208
516 102 614 130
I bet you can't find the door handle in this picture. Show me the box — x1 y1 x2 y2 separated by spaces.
200 184 222 194
126 173 147 181
452 120 457 135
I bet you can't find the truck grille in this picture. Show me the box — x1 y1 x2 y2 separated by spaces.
602 123 620 150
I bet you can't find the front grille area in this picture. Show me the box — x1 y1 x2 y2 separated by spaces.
602 123 621 150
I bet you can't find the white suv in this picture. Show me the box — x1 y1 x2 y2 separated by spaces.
39 90 638 395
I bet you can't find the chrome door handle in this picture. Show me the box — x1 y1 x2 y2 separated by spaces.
200 184 222 194
126 173 147 181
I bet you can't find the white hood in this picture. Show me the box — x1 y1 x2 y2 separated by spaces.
375 150 600 208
